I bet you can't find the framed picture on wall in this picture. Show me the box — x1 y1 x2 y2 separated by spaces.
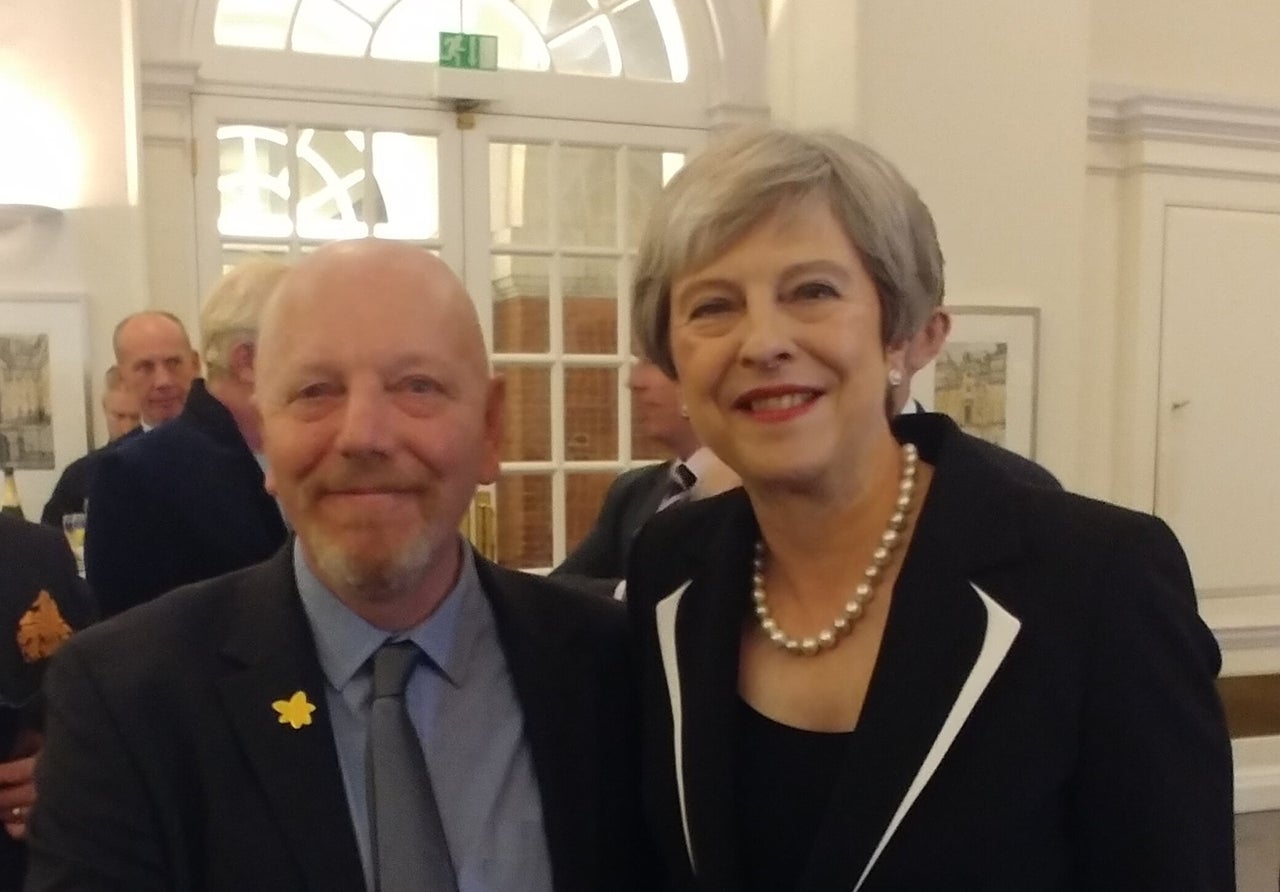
909 306 1040 458
0 293 91 514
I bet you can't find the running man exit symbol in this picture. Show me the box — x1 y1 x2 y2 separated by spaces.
439 32 498 71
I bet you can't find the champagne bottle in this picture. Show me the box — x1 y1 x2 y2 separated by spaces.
1 467 24 519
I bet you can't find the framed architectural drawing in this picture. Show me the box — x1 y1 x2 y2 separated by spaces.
908 306 1040 458
0 294 91 514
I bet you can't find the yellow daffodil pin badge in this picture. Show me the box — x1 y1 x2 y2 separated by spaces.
272 691 316 730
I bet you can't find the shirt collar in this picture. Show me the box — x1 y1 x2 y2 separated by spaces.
294 535 484 691
681 446 717 483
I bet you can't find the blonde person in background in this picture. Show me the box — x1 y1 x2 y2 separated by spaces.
84 259 290 618
100 366 141 442
625 126 1233 891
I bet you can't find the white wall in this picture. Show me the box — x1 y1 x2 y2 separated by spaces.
0 0 149 514
1091 0 1280 104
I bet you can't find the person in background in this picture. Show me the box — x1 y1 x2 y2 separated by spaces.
625 126 1233 890
113 311 201 430
84 261 289 618
100 366 141 442
0 513 95 885
26 240 648 891
552 356 738 588
38 315 197 529
893 305 1059 488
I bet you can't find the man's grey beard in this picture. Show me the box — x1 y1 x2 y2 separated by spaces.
311 530 444 602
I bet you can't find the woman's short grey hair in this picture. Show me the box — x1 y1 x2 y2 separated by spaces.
632 126 945 378
199 256 290 378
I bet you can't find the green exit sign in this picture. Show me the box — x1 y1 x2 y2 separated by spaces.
439 32 498 71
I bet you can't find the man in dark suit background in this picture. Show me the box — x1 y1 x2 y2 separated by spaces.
84 260 290 618
39 318 194 528
0 514 95 884
897 306 1060 489
552 356 736 589
27 240 647 891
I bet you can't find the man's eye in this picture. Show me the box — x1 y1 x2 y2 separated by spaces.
295 383 334 401
399 377 440 395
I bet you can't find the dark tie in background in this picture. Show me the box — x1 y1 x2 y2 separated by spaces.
658 461 697 511
367 640 458 892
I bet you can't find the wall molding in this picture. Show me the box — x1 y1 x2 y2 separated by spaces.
1235 736 1280 813
1090 86 1280 150
141 60 200 108
1089 86 1280 180
1201 592 1280 677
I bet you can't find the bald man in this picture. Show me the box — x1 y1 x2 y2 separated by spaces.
85 263 290 618
27 241 649 892
37 313 195 529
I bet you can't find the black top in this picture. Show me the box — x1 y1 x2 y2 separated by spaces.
735 699 854 892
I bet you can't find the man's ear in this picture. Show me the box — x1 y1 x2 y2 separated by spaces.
905 309 951 374
230 341 256 386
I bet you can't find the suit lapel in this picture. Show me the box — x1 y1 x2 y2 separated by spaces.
660 418 1031 892
215 549 366 891
800 416 1026 891
655 491 758 888
622 462 673 545
478 558 601 892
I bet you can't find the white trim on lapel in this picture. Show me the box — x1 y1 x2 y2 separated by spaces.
655 580 696 875
852 582 1021 892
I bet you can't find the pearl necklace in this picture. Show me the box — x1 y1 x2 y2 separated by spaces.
751 442 919 656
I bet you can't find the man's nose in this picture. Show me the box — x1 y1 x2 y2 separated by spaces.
334 386 395 456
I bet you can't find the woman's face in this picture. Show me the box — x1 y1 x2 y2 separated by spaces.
668 195 904 492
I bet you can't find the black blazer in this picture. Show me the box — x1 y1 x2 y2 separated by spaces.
627 414 1233 891
552 462 672 582
0 515 96 883
26 546 648 892
908 402 1059 489
39 427 143 527
84 380 288 618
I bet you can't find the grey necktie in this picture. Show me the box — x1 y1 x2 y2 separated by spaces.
367 640 458 892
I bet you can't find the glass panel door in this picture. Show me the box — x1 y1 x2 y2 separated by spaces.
196 98 701 571
193 96 463 296
462 116 701 570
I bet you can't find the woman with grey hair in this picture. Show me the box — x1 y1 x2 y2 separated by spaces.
626 126 1232 891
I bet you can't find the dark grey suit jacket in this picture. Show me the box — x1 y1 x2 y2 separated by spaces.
551 462 672 584
26 546 651 892
628 413 1232 891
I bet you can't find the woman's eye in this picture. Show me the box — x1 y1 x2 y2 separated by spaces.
793 281 840 301
688 297 732 319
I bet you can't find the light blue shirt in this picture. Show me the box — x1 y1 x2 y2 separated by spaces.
295 538 553 892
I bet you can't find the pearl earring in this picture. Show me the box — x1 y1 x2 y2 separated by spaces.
887 368 904 387
679 405 689 418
